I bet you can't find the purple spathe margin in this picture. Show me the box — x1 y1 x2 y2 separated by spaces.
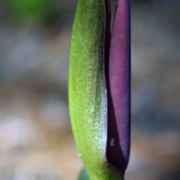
106 0 131 175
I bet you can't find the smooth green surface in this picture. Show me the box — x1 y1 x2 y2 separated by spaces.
69 0 123 179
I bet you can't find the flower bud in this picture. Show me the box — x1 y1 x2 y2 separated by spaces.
69 0 130 179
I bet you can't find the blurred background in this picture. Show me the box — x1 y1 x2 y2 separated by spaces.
0 0 179 179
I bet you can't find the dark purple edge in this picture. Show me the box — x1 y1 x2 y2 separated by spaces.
105 0 131 175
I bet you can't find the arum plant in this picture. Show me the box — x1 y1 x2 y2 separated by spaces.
69 0 130 179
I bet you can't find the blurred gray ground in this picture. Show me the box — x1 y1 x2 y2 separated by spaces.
0 0 179 179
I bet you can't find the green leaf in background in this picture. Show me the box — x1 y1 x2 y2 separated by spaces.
7 0 53 23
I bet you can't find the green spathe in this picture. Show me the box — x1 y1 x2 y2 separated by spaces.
69 0 123 179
